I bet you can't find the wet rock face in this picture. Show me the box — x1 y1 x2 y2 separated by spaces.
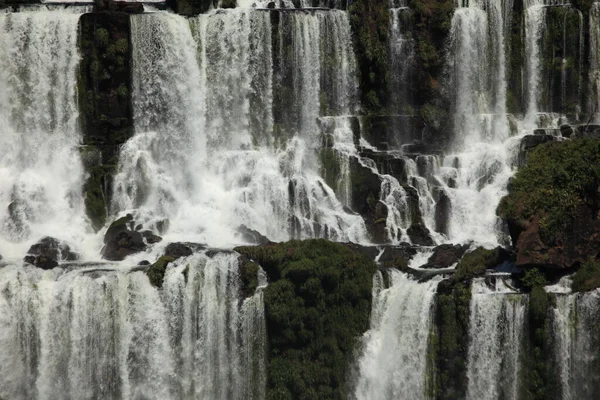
23 237 79 270
407 223 435 246
236 224 271 245
423 243 469 269
102 214 147 261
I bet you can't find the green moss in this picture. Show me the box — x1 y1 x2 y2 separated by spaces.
235 240 377 400
498 138 600 242
572 259 600 292
146 256 175 288
453 247 498 282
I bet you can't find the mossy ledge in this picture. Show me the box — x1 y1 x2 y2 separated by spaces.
498 138 600 269
235 239 377 400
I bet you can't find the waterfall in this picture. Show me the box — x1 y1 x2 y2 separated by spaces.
353 271 439 400
465 278 527 400
525 1 548 125
0 8 88 258
552 291 600 399
448 0 509 145
389 5 414 115
114 10 365 246
0 253 266 400
591 3 600 122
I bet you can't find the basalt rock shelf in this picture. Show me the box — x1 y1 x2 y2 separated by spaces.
1 0 600 399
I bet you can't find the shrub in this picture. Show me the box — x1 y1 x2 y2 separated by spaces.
235 240 377 400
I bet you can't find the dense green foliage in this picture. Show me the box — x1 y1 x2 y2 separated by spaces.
498 138 600 241
432 281 471 400
235 240 377 400
78 13 133 231
348 0 390 112
520 286 558 400
453 247 498 282
239 256 261 298
572 259 600 292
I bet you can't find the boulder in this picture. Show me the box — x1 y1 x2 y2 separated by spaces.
423 243 469 269
23 237 79 270
141 230 162 244
518 134 559 166
164 242 198 259
407 223 435 246
102 214 146 261
560 124 574 138
236 224 271 245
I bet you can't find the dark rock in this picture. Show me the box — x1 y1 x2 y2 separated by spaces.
102 215 146 261
141 230 162 244
94 0 144 13
342 243 381 260
378 244 418 264
407 223 435 246
236 224 271 245
560 124 574 138
423 244 469 269
138 260 150 266
164 242 194 259
24 255 57 270
435 190 451 236
518 135 558 166
156 219 169 235
23 237 79 269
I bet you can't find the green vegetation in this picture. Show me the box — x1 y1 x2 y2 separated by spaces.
348 0 390 112
498 138 600 242
521 268 549 290
572 259 600 292
235 240 377 400
432 281 471 400
453 247 501 282
239 256 261 298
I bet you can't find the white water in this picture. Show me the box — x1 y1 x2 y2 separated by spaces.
466 278 527 400
0 252 266 400
591 3 600 122
113 10 366 247
0 9 93 260
552 290 600 399
353 271 439 400
448 0 509 145
389 6 414 114
525 1 548 126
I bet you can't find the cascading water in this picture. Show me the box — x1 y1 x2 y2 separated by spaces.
465 278 527 400
0 8 90 258
0 252 266 400
447 0 509 145
353 271 439 400
552 290 600 399
524 0 548 126
389 0 414 115
114 9 366 246
591 3 600 122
